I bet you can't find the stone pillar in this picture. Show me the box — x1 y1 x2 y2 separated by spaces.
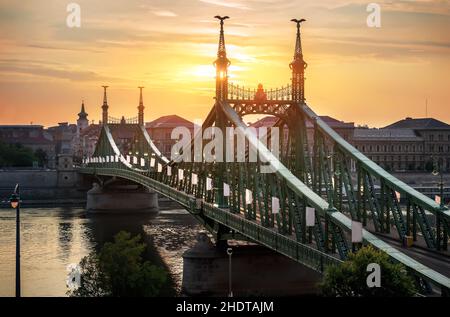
86 183 159 213
182 233 321 296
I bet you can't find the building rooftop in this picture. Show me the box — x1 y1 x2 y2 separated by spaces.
0 136 54 145
250 116 279 128
80 124 101 139
314 116 355 129
146 115 194 129
384 117 450 130
250 115 354 129
353 128 423 141
0 125 44 129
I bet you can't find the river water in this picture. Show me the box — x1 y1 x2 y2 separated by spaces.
0 201 202 297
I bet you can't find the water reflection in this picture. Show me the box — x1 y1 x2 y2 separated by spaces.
0 203 202 297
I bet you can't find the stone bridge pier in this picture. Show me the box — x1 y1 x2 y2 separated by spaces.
86 181 158 213
182 233 321 296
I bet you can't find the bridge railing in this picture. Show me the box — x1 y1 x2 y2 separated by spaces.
218 101 450 294
80 165 340 274
228 82 292 101
107 116 139 125
82 107 450 295
299 103 449 250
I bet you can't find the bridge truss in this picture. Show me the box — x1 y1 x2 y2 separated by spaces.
80 17 449 296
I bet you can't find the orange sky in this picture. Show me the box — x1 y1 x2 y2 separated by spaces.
1 0 450 128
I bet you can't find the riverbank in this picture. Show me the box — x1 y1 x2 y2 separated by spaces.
0 202 199 296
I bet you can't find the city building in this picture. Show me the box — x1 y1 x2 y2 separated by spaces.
47 122 77 155
251 115 450 173
146 115 195 158
78 124 101 159
353 128 425 172
384 117 450 172
250 115 355 154
76 101 89 137
72 101 100 160
0 125 56 168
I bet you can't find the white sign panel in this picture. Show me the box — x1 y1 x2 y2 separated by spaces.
178 169 184 180
351 221 363 243
157 163 162 173
133 156 138 165
272 197 280 214
206 177 212 191
150 158 155 167
191 173 198 185
167 166 172 176
306 207 315 227
245 189 253 205
140 158 145 167
223 183 230 197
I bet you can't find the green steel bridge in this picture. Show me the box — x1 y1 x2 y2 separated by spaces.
79 17 450 296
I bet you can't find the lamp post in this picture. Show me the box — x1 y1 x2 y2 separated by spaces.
432 167 445 209
227 247 233 297
325 153 339 253
432 159 446 251
9 184 20 297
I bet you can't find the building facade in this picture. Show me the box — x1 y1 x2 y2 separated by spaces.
251 115 450 173
146 115 195 159
384 117 450 172
353 128 425 172
0 125 56 168
47 122 77 155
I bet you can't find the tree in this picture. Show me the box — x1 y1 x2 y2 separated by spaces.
34 148 48 167
0 141 37 167
69 231 168 297
320 246 417 297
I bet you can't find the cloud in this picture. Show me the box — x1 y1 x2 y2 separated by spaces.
0 59 110 82
199 0 251 10
25 43 104 53
152 10 178 17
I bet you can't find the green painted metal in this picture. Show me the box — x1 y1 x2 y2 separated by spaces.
80 112 450 294
219 101 450 293
80 51 450 295
300 103 450 222
81 166 340 273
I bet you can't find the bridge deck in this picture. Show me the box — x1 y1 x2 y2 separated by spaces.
79 166 450 294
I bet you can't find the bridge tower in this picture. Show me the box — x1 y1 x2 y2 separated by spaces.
101 85 109 126
213 16 230 210
290 19 307 104
214 15 230 102
138 86 145 126
286 19 309 183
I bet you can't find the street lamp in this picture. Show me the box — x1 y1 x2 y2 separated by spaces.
9 184 20 297
432 165 444 209
227 247 233 297
432 158 446 251
326 153 340 210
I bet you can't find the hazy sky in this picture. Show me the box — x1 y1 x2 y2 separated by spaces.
1 0 449 127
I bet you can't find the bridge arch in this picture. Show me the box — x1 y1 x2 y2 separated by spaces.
80 16 450 296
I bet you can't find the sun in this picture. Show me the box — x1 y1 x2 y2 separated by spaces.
192 65 216 79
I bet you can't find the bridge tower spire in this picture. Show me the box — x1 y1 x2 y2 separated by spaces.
214 15 230 102
290 19 307 104
213 15 230 210
101 85 109 125
138 86 145 126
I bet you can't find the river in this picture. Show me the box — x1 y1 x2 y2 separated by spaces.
0 201 202 297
